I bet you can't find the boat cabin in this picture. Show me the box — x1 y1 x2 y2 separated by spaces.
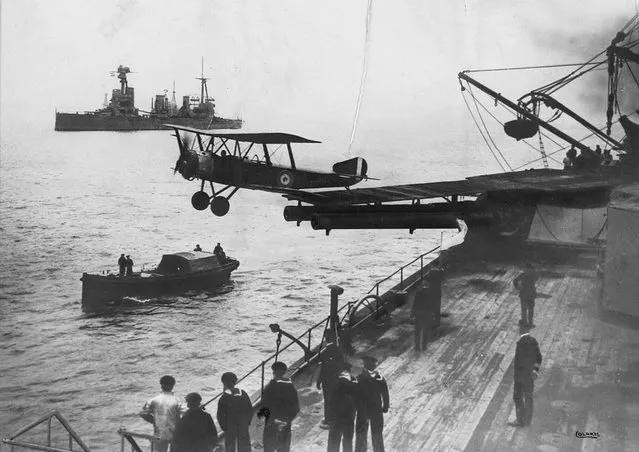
155 252 222 275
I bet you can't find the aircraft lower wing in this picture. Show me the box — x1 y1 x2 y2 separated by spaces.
241 183 327 201
282 168 623 206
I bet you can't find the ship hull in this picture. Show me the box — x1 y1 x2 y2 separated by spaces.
55 112 242 131
80 259 239 312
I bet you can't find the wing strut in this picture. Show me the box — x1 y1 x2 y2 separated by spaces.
262 144 272 166
286 143 296 169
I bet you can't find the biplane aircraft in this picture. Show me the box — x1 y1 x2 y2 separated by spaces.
166 20 639 238
166 125 369 216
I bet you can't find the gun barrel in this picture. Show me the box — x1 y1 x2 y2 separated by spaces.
284 201 478 223
310 211 492 230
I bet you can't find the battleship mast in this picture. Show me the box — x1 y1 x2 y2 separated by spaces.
196 57 210 106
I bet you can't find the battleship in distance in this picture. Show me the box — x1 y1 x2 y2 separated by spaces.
54 63 242 131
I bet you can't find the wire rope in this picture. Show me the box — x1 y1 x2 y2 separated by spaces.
465 62 605 74
468 90 563 166
535 206 561 242
460 89 507 171
467 84 514 170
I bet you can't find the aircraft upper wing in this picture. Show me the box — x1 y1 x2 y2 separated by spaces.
164 124 321 144
282 168 622 205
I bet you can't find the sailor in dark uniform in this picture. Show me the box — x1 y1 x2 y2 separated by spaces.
513 263 538 327
317 343 344 429
510 332 542 427
118 254 126 277
125 255 134 276
217 372 253 452
411 282 436 351
355 356 389 452
172 392 218 452
567 145 577 166
327 361 358 452
259 361 300 452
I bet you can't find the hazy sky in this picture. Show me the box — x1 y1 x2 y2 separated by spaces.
1 0 637 151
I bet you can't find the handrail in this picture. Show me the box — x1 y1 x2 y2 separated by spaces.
117 429 158 442
125 245 443 445
367 245 440 296
3 410 92 452
201 245 441 408
117 428 156 452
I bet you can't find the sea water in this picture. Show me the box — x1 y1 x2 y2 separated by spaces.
0 122 496 451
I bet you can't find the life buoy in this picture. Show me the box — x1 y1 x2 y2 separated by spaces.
278 170 294 188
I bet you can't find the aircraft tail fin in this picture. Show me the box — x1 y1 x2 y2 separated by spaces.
333 157 368 178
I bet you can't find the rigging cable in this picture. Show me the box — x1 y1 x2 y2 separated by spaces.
512 114 634 171
591 219 608 243
626 63 639 90
541 14 639 96
542 59 607 95
497 15 639 98
535 206 561 242
347 0 375 154
466 83 514 170
465 62 605 74
468 91 563 166
460 88 507 171
620 13 639 33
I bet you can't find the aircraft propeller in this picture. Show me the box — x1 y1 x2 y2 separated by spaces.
174 134 193 175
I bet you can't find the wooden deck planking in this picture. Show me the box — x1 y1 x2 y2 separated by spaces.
469 268 639 452
386 269 509 401
376 266 514 448
406 266 522 450
290 260 639 452
473 271 598 451
434 269 552 451
463 270 585 450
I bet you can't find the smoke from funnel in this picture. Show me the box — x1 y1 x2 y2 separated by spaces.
528 15 638 118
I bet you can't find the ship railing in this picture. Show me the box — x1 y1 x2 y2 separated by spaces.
200 302 354 409
2 410 91 452
368 245 441 298
121 245 443 449
199 245 441 408
117 429 158 452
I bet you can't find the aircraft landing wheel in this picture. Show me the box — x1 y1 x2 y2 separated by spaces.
211 196 230 216
191 191 210 211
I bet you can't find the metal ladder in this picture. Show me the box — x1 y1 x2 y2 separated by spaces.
538 133 549 168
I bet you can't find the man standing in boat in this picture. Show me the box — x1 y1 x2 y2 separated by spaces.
118 254 127 277
513 263 538 327
259 361 300 452
125 255 134 276
140 375 185 452
355 356 389 452
171 392 218 452
510 332 542 427
217 372 253 452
